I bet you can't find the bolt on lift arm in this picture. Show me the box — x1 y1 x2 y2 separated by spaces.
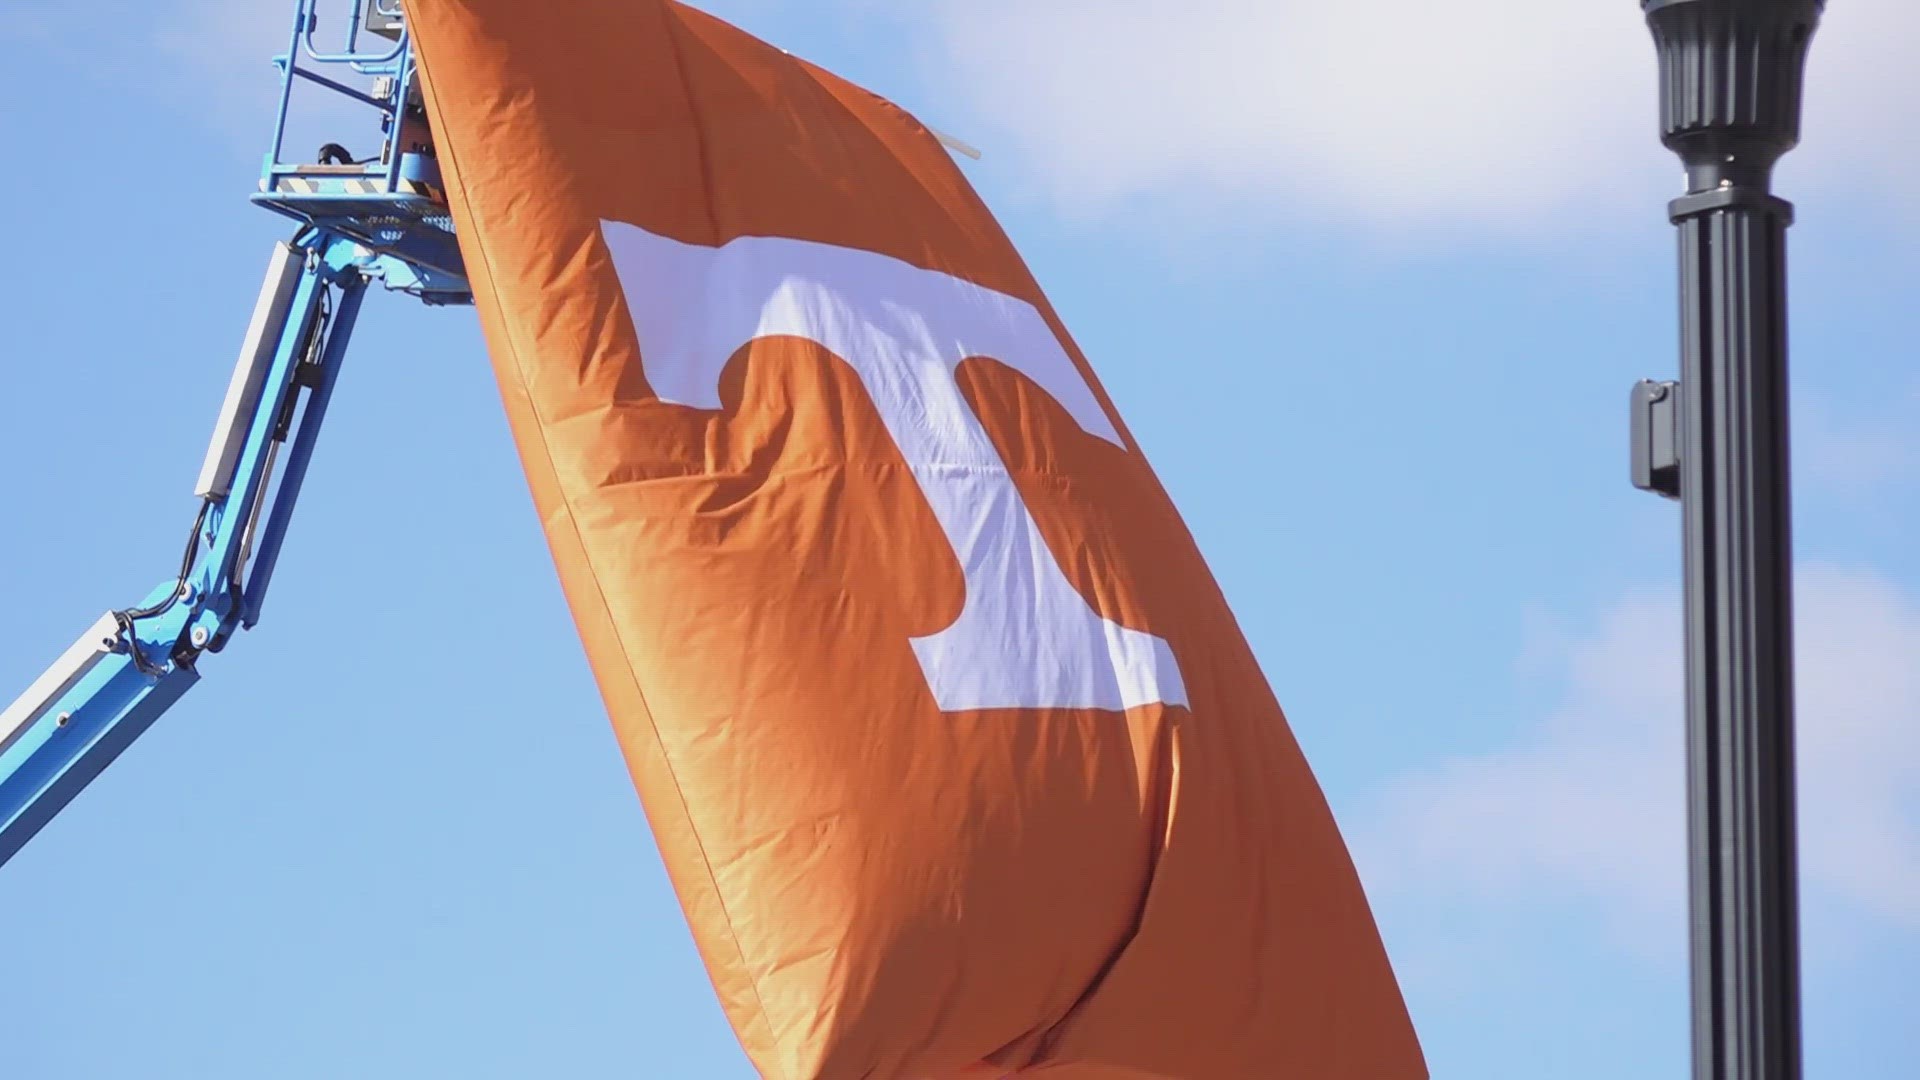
0 233 371 867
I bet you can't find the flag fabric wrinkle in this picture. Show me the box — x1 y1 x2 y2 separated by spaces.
407 3 1425 1077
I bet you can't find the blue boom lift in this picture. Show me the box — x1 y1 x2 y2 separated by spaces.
0 1 466 866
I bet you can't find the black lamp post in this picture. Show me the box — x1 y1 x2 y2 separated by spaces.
1632 2 1822 1079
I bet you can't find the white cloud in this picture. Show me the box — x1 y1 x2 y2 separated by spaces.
1359 566 1920 946
160 1 1918 237
900 0 1920 235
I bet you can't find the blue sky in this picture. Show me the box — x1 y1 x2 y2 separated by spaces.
1 2 1915 1077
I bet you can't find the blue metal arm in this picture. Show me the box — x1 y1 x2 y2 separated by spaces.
2 0 467 869
0 232 372 867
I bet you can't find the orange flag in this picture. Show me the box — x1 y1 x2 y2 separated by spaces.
408 3 1424 1077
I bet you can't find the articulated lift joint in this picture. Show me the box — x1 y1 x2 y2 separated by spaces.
0 0 469 869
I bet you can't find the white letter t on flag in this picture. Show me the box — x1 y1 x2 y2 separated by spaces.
602 222 1187 713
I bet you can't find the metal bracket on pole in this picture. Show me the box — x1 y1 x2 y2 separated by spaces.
1632 379 1682 500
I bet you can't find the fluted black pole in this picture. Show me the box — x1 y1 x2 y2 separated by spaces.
1636 3 1820 1079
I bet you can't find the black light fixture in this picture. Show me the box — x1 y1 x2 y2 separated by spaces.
1633 2 1823 1079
